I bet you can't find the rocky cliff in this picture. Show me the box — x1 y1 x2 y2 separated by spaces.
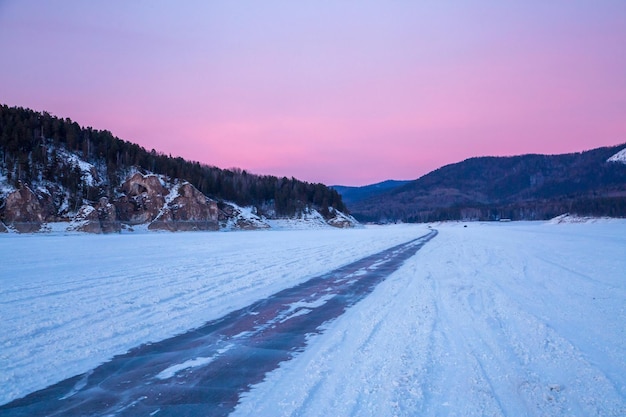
68 197 120 234
2 185 49 233
0 171 357 233
0 172 222 233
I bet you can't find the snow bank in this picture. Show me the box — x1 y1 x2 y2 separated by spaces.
547 213 618 224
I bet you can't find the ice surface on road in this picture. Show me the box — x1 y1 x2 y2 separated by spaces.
0 225 425 405
233 221 626 417
156 345 234 380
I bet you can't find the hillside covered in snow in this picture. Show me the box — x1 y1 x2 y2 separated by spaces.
0 105 355 232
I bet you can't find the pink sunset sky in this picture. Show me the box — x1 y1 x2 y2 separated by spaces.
1 1 625 186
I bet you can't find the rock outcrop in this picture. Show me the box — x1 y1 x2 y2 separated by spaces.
116 173 168 225
148 182 219 231
218 202 270 230
97 197 121 233
68 205 101 234
114 173 219 231
68 197 120 234
326 208 359 228
2 186 48 233
0 172 356 233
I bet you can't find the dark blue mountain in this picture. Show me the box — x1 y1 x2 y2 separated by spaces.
348 144 626 223
331 180 410 206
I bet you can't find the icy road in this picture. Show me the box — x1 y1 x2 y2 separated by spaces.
0 231 436 416
1 220 625 416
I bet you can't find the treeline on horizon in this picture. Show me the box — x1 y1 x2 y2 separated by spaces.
0 105 346 217
355 198 626 224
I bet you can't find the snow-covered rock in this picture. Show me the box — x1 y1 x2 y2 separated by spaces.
67 198 120 234
149 182 219 232
114 172 220 232
68 205 100 233
218 202 270 230
266 208 335 230
2 186 48 233
116 173 169 225
326 208 359 228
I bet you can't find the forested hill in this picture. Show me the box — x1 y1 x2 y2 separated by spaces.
348 144 626 223
0 105 346 217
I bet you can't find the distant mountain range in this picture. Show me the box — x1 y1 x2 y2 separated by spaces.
331 180 411 206
336 144 626 223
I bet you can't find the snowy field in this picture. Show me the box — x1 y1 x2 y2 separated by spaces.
1 221 625 416
0 225 427 405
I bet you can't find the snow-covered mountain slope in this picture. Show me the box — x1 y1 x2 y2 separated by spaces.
1 221 625 415
0 147 107 223
56 148 103 187
2 106 351 231
0 150 356 232
607 147 626 163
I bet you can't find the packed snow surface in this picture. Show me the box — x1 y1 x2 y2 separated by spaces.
1 221 625 416
0 225 425 405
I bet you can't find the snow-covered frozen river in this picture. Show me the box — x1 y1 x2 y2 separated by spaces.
1 220 625 416
1 230 437 416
